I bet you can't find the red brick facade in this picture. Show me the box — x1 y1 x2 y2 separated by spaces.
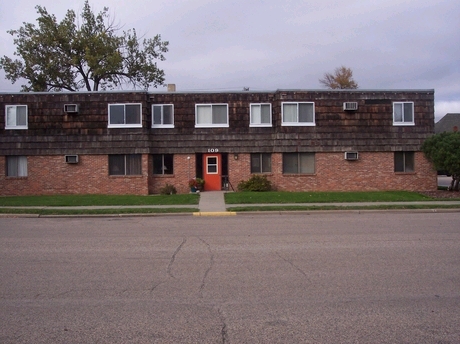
0 152 436 196
1 155 149 196
226 152 436 192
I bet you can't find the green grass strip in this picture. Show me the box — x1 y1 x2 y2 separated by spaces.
0 207 198 216
0 194 199 207
227 204 460 212
225 191 434 204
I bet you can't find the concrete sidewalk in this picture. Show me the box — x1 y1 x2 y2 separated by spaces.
196 191 233 215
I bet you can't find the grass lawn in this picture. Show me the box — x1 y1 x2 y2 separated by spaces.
225 191 433 204
0 194 199 207
227 204 460 212
0 207 198 216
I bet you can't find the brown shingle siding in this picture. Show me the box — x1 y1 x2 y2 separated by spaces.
1 89 434 156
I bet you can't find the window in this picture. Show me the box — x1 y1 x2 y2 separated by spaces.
394 152 414 173
251 153 272 173
250 104 272 127
5 105 28 129
283 153 315 174
195 104 229 127
153 154 174 175
108 104 142 128
152 104 174 128
108 154 142 175
207 156 218 174
393 102 414 125
282 102 315 126
6 156 28 177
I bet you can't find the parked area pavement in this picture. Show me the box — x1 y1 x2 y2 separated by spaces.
1 213 459 343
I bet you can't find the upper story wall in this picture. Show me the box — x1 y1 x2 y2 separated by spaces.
0 89 434 155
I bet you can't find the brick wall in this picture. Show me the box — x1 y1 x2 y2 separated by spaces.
0 154 149 196
0 152 437 196
267 152 437 192
148 154 195 194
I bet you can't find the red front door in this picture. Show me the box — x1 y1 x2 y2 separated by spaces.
203 154 221 191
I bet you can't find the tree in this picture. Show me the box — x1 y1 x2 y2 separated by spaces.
0 1 168 91
421 132 460 191
319 66 358 89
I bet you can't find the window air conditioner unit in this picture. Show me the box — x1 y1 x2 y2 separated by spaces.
344 151 358 161
64 104 79 114
343 102 358 111
65 155 79 164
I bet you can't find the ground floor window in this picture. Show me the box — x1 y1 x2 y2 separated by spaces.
153 154 174 175
283 152 315 174
109 154 142 175
394 151 414 172
251 153 271 173
6 156 28 177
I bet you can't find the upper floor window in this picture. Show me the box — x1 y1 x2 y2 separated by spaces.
108 104 142 128
6 156 28 177
5 105 28 129
152 104 174 128
250 104 272 127
282 102 315 126
393 102 414 125
195 104 229 128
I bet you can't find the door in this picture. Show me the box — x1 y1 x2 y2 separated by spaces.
203 153 221 191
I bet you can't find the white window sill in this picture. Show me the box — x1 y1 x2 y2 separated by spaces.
108 124 143 128
281 122 316 127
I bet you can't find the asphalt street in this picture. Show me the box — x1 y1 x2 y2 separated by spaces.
0 212 459 343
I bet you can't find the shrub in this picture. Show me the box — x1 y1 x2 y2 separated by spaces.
237 175 272 192
160 184 177 195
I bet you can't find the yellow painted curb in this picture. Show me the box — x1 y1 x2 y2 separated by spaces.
193 212 237 216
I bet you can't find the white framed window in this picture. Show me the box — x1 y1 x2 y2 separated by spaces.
152 104 174 128
282 102 315 126
108 154 142 175
206 156 219 174
393 102 414 125
5 105 28 129
195 104 229 128
250 103 272 127
108 104 142 128
283 153 315 174
6 156 28 177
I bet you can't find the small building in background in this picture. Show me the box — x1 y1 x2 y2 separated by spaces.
435 113 460 133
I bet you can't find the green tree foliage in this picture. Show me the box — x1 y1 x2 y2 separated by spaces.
0 1 168 91
421 132 460 191
319 66 358 89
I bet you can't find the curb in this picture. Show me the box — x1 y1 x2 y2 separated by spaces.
193 212 237 216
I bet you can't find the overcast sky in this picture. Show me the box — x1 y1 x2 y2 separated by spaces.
0 0 459 121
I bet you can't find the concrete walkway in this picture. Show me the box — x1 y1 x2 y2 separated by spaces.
196 191 231 215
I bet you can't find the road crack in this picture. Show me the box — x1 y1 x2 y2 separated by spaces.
218 308 229 344
197 237 214 298
167 238 187 278
276 252 310 281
